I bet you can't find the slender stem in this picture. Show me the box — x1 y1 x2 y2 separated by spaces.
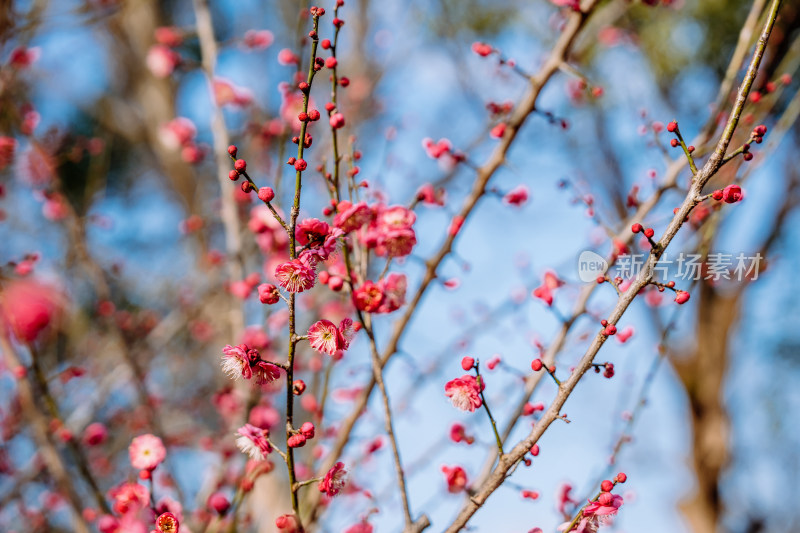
540 361 562 387
229 162 290 233
148 475 157 515
671 124 698 175
28 350 110 514
285 14 322 527
341 242 416 528
475 365 504 458
293 477 323 491
329 2 343 195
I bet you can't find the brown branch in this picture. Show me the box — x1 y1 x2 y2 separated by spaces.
191 0 245 340
441 2 782 530
0 335 91 533
470 0 784 492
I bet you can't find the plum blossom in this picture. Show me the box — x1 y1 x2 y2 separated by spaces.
213 78 253 107
109 482 149 515
146 45 180 77
333 201 372 232
449 422 474 444
444 375 484 412
416 183 446 206
155 26 183 47
361 205 417 258
441 465 468 493
378 273 407 313
353 273 407 314
504 185 529 206
296 218 342 262
422 137 452 159
8 46 41 68
471 42 493 56
236 423 272 460
562 493 624 533
532 270 565 307
308 318 353 356
129 434 166 471
275 257 316 293
343 522 373 533
0 136 16 170
155 512 179 533
353 280 383 312
242 29 274 50
279 81 313 131
252 360 281 385
159 118 196 151
0 278 64 343
318 461 347 497
221 344 281 384
221 344 252 380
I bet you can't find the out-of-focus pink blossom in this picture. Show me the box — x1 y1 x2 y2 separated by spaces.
128 434 166 471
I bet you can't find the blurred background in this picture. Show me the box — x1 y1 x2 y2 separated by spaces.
1 0 799 532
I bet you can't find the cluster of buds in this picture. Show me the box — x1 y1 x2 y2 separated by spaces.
649 280 691 305
742 124 768 161
630 223 655 239
666 120 695 152
600 320 617 337
287 421 315 448
287 156 308 172
521 443 542 467
592 362 615 379
292 131 314 148
711 184 743 204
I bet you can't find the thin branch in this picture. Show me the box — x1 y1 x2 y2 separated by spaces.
0 335 91 533
441 3 782 529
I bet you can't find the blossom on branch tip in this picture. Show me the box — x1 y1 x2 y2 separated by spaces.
422 137 452 159
344 522 373 533
471 42 493 57
221 344 252 380
236 423 272 460
221 344 281 384
450 422 474 444
318 461 347 497
722 184 743 203
275 514 301 533
242 29 274 50
674 290 690 304
109 482 149 515
258 283 280 304
275 258 316 292
128 433 166 471
441 465 469 493
569 493 623 533
207 492 230 515
0 278 64 343
147 45 180 78
334 201 372 232
308 318 353 356
504 185 529 206
155 512 179 533
444 375 484 412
